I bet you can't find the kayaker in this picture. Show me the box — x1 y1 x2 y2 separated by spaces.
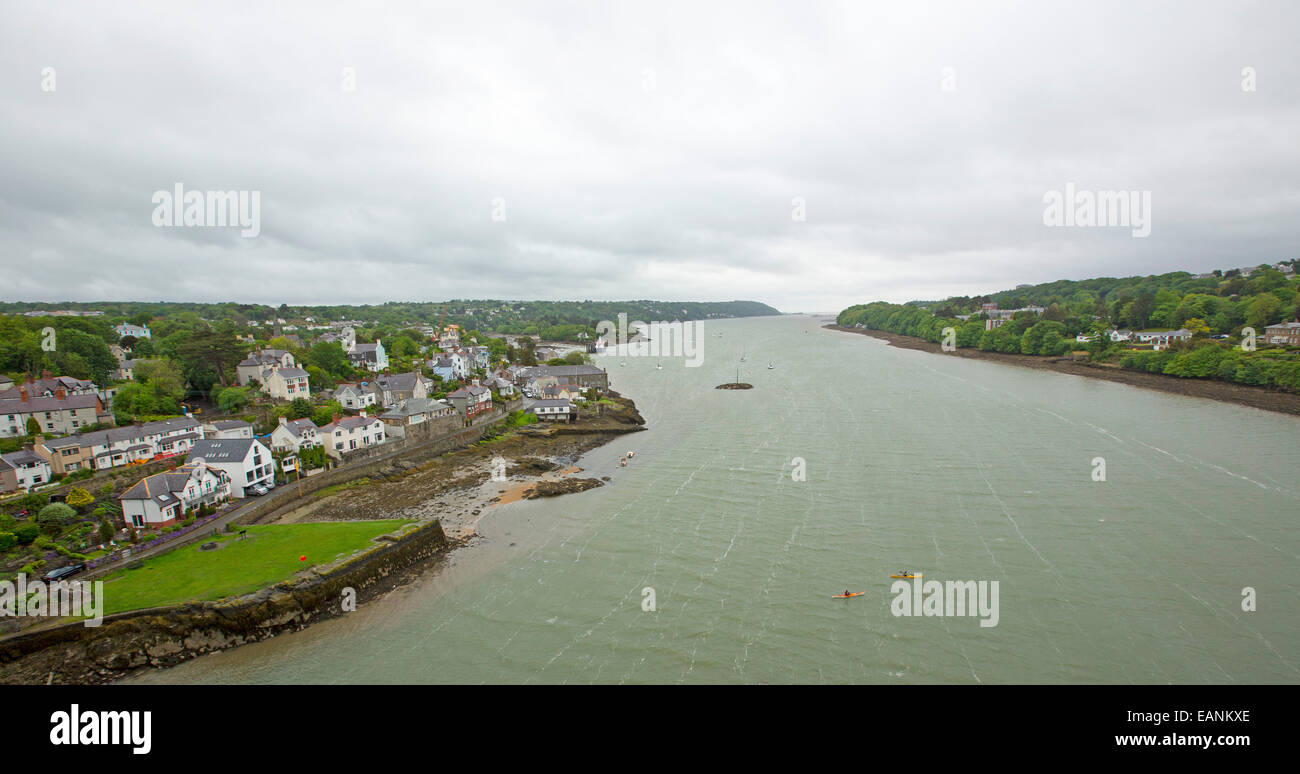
844 590 850 597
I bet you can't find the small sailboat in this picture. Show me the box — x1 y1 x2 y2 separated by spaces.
619 360 626 367
627 451 635 458
767 361 774 369
656 362 663 370
739 344 746 362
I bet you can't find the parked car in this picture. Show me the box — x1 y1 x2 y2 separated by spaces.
42 563 87 582
250 484 270 496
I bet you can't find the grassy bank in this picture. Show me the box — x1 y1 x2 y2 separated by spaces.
99 521 410 615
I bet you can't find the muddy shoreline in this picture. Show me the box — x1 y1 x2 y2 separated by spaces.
825 324 1300 417
267 392 647 539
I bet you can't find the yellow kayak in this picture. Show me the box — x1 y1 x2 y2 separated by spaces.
890 573 919 579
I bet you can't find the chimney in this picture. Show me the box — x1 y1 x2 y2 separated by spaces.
359 410 367 419
19 386 28 402
41 369 52 380
332 413 341 424
55 386 66 400
278 416 288 427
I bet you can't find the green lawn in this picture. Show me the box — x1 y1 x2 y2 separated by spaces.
99 521 410 615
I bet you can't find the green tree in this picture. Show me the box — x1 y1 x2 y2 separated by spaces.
37 502 77 534
217 386 253 412
176 325 246 388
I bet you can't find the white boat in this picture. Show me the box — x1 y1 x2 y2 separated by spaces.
656 362 663 370
767 362 774 369
620 360 626 367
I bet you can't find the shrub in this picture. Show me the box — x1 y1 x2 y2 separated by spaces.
65 487 95 510
0 532 16 552
17 492 48 512
19 560 47 575
13 523 40 545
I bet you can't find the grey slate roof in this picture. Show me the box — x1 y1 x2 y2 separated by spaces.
187 438 259 462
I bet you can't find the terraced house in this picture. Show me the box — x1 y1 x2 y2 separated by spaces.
446 383 492 420
35 416 203 475
514 364 608 393
118 462 231 529
0 384 110 438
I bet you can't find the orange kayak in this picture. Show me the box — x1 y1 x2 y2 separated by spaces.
832 592 865 598
890 574 918 579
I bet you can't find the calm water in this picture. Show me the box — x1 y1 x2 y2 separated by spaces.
128 315 1300 684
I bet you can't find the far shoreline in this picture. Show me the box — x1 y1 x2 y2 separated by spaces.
825 324 1300 418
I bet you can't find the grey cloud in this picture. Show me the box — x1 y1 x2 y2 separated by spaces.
1 0 1297 312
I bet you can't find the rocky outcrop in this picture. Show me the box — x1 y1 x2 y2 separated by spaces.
522 478 604 499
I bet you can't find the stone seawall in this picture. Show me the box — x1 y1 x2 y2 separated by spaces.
0 520 451 685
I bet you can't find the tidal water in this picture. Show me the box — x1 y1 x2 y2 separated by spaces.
127 315 1300 684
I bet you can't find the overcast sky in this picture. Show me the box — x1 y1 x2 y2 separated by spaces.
2 1 1297 313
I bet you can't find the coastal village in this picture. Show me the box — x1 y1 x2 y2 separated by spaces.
0 311 623 611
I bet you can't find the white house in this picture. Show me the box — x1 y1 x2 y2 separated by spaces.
185 438 275 498
261 367 311 401
236 349 296 387
334 383 378 410
114 323 151 340
348 341 389 372
204 419 254 440
0 449 52 493
270 416 321 453
118 461 232 528
319 414 386 458
528 399 576 422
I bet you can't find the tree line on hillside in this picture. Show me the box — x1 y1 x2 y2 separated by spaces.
0 299 781 343
838 265 1300 393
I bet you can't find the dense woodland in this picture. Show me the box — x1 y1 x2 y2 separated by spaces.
838 263 1300 393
